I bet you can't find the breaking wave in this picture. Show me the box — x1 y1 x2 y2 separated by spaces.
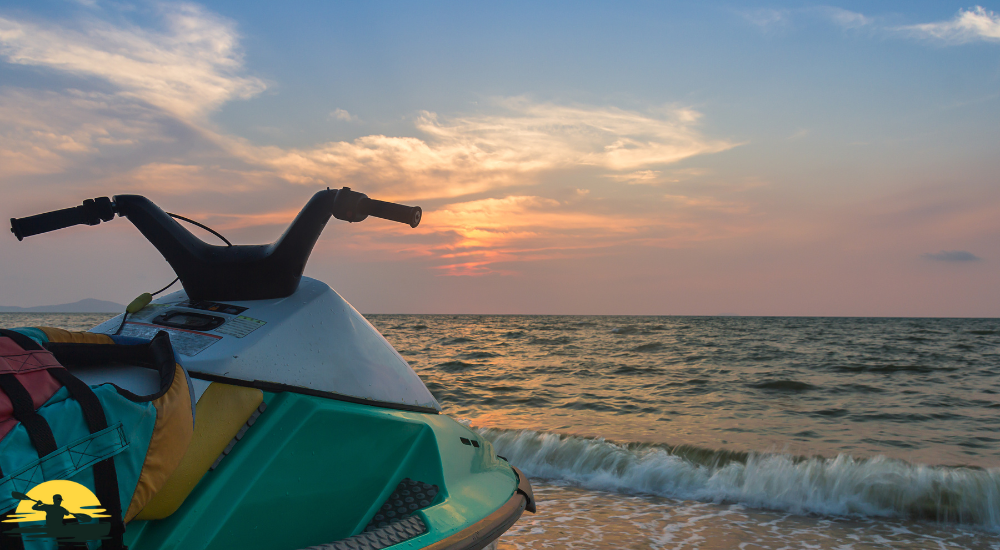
479 427 1000 529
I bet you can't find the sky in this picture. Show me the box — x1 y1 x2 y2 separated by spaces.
0 1 998 316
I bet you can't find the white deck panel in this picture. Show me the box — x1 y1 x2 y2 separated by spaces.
90 277 440 410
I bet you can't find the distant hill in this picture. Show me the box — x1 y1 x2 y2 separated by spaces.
0 299 125 313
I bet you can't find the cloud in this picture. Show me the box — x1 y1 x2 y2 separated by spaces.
109 162 279 196
662 194 749 214
736 6 999 43
606 170 662 184
0 88 176 179
423 195 644 276
901 6 1000 43
390 188 760 276
741 9 788 29
421 99 732 172
190 182 765 277
330 109 357 122
0 3 265 119
605 167 710 185
229 99 737 200
739 6 872 33
922 250 983 262
817 7 870 29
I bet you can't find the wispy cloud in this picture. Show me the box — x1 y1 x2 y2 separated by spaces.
817 7 871 29
738 5 1000 44
606 170 662 184
605 167 710 185
0 89 175 179
662 194 749 214
740 8 788 29
417 195 657 276
900 6 1000 43
0 3 264 119
110 162 280 196
739 6 870 31
227 99 737 200
408 187 763 276
923 250 983 262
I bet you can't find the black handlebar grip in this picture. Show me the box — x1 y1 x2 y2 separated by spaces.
10 197 116 241
365 199 422 228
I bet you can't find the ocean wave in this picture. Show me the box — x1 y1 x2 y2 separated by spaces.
632 342 664 352
461 351 502 359
529 336 573 345
748 379 815 392
832 364 950 374
479 427 1000 529
437 360 477 372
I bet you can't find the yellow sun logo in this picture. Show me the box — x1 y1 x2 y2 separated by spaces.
4 480 109 523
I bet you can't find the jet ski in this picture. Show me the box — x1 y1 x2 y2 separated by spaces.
7 188 535 550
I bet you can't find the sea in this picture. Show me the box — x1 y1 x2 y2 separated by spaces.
3 313 998 549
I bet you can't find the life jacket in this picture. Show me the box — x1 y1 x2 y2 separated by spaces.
0 327 194 550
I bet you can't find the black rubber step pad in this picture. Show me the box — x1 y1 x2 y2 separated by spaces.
364 478 440 533
299 479 441 550
302 515 426 550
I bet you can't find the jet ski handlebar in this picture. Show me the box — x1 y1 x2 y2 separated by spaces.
9 197 117 241
9 187 422 301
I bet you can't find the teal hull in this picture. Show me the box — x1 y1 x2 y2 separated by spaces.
125 391 531 549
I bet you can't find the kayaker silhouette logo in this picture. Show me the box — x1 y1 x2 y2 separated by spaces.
3 480 111 543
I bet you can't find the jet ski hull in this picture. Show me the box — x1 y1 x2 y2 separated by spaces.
124 389 532 550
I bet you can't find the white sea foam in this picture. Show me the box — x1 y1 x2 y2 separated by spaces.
479 427 1000 529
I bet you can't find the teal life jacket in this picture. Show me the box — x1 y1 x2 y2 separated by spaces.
0 328 195 550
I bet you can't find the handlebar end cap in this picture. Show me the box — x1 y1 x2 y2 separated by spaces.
10 218 24 241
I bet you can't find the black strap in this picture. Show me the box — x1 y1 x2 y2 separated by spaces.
45 340 156 368
0 374 58 457
0 329 43 351
47 369 111 433
47 368 126 550
47 331 177 403
0 465 26 550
